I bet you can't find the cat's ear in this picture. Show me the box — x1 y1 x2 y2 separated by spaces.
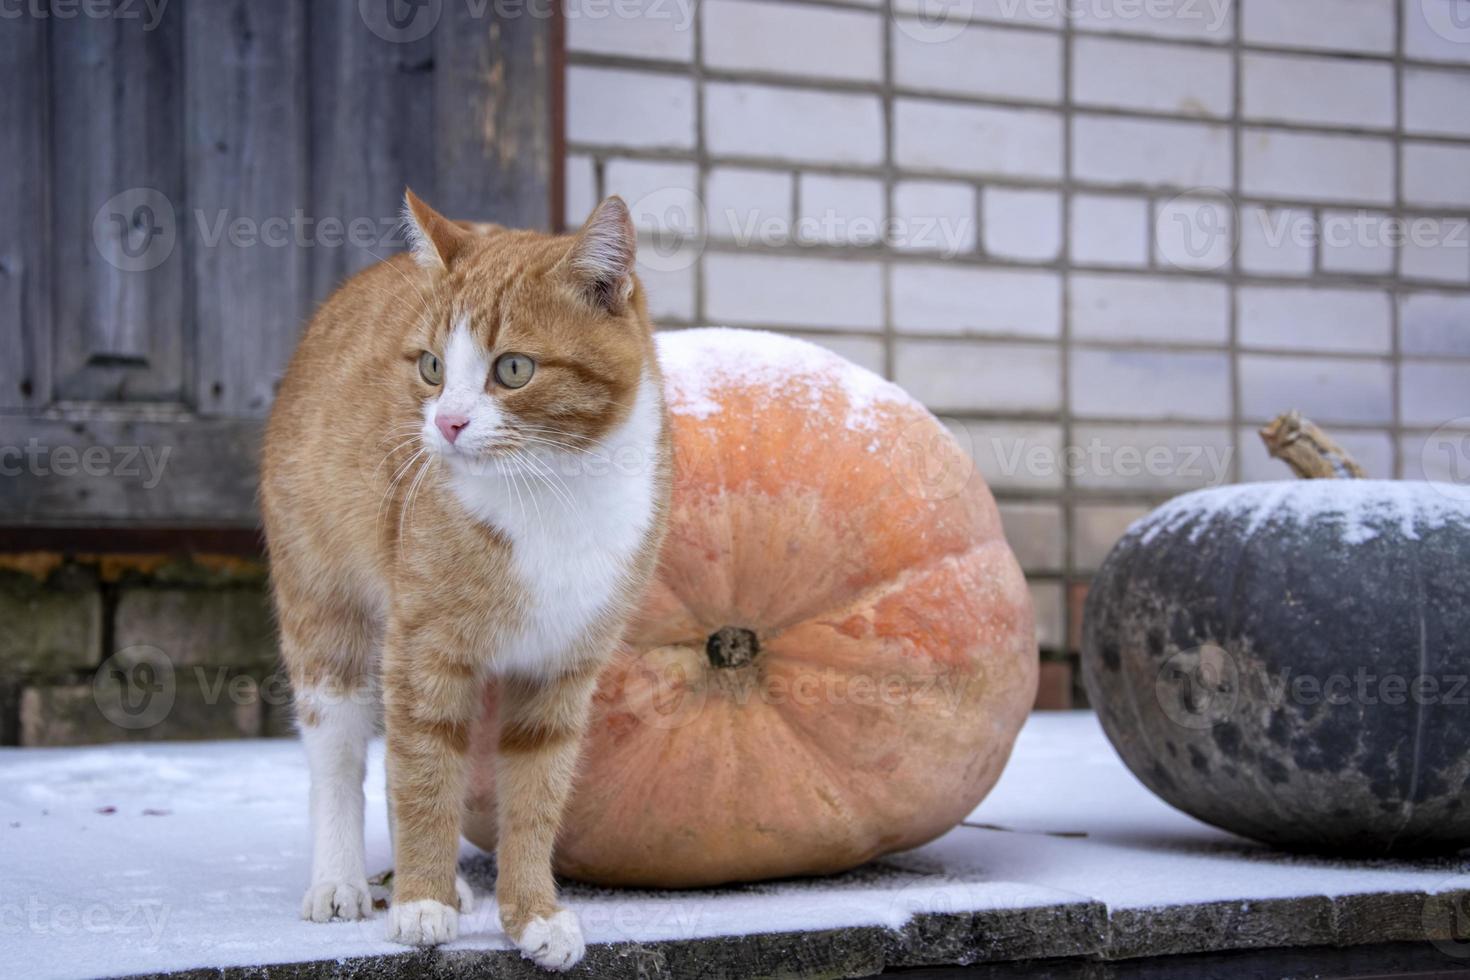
402 188 470 270
561 196 636 313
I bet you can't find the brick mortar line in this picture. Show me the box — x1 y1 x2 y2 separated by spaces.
568 143 1470 220
568 53 1470 148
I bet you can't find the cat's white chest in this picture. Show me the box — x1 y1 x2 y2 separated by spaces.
447 378 662 677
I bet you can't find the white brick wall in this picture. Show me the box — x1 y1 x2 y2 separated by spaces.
565 0 1470 652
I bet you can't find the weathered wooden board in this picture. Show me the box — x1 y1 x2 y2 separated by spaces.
186 0 310 419
0 415 261 526
0 16 53 411
49 5 186 404
434 3 555 230
307 3 437 303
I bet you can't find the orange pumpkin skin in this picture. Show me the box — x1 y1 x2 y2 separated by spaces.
464 329 1037 888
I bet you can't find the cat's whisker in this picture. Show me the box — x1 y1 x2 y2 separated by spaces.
379 447 429 529
397 452 436 553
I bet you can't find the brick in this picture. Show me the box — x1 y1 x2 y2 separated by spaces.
1400 292 1470 355
1153 195 1234 272
604 159 700 235
1072 36 1232 118
567 67 695 149
894 340 1061 413
1404 67 1470 138
1403 143 1470 209
1238 286 1393 354
1071 194 1149 267
1405 0 1470 65
1239 426 1394 482
703 253 884 329
21 677 262 747
983 187 1062 262
893 23 1062 103
892 181 977 255
1072 504 1152 572
896 99 1063 180
791 334 887 375
797 174 885 247
1238 206 1316 277
1034 660 1072 710
1030 583 1066 657
566 0 695 61
706 82 883 166
1068 581 1089 653
0 586 100 676
1241 0 1395 54
998 502 1065 573
1069 0 1234 43
1401 218 1470 285
1070 424 1235 492
1069 273 1229 344
114 588 277 669
564 154 597 228
1402 361 1470 427
957 421 1066 491
706 167 792 241
892 265 1061 338
703 0 881 81
1239 354 1394 425
1319 209 1396 277
1070 348 1232 421
637 260 695 322
1241 129 1394 205
1073 115 1232 190
1242 53 1395 129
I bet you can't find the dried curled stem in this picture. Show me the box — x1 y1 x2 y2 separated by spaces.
1259 410 1366 480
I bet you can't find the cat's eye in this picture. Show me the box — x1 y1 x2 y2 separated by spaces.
495 353 535 389
418 351 443 385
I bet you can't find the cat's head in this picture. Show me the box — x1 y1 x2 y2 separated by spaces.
398 190 655 473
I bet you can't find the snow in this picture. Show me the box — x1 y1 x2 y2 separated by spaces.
656 327 916 431
1134 480 1470 547
3 713 1467 979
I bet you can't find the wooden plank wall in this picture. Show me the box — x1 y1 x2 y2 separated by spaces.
0 0 559 527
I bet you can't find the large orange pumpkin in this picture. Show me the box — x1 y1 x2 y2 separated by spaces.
464 328 1037 887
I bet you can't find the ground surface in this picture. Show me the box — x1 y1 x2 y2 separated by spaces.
4 713 1469 979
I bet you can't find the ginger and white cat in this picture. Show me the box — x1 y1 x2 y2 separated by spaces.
260 192 671 971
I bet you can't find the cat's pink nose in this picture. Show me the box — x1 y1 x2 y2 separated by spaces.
435 413 470 444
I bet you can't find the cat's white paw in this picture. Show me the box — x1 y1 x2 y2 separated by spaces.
512 908 585 972
456 876 475 914
301 879 373 922
386 899 458 946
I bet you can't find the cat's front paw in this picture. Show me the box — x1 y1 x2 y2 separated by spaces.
511 908 585 972
301 879 373 922
386 899 458 946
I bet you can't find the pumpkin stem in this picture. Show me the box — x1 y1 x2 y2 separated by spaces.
706 627 759 668
1259 410 1366 480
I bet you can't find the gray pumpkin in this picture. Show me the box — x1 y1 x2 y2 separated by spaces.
1082 480 1470 855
